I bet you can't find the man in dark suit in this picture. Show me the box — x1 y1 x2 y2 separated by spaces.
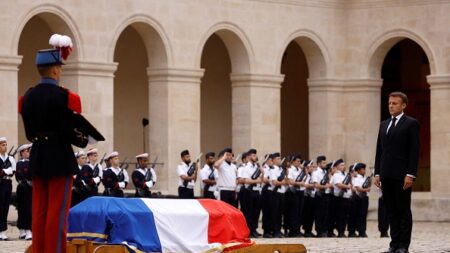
374 91 420 253
19 37 103 253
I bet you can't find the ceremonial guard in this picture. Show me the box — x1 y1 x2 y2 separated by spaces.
214 148 237 206
71 150 88 207
19 34 104 253
132 153 157 198
200 152 217 199
326 161 338 237
236 152 247 209
0 137 16 240
347 166 359 237
330 159 351 237
269 152 288 238
177 150 198 199
15 143 33 240
353 163 370 237
81 148 103 196
261 154 274 238
311 155 330 237
241 149 263 238
102 152 129 197
286 155 304 237
301 160 316 237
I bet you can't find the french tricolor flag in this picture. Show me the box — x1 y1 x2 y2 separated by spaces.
68 197 252 253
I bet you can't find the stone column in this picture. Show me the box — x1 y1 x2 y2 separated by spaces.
308 78 346 159
342 78 382 165
230 73 284 157
0 55 22 145
62 61 118 152
147 68 204 195
427 75 450 198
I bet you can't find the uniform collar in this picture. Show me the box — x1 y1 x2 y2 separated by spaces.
39 78 58 86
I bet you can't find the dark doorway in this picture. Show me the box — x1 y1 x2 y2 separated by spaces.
280 41 309 159
381 39 430 191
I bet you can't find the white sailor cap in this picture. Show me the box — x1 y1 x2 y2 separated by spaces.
136 153 149 159
0 137 7 143
75 150 86 158
17 143 32 153
86 148 98 156
105 151 119 160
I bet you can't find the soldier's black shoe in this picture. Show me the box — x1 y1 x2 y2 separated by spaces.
273 232 284 238
359 232 368 238
394 248 409 253
19 235 26 240
303 232 315 238
381 248 397 253
316 232 328 238
263 232 273 238
250 231 260 238
348 232 358 238
380 232 389 238
337 232 346 238
327 232 337 237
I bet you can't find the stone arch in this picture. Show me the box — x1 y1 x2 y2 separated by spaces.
13 3 82 60
277 29 330 78
108 14 172 69
196 22 253 74
367 28 436 78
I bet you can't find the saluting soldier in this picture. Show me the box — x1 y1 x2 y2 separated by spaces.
214 148 237 206
132 153 157 198
15 143 33 240
242 148 263 238
0 137 16 240
200 152 217 199
71 150 88 207
102 151 129 197
177 150 197 199
81 148 103 196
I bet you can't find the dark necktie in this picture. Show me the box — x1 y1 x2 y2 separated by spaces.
387 117 397 134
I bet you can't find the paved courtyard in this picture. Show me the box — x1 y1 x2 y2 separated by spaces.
1 220 449 253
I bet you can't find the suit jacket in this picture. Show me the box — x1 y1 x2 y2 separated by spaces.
19 80 88 179
374 114 420 180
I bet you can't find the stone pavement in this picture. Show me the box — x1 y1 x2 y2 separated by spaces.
1 221 450 253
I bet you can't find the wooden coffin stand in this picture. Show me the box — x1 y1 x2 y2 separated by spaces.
25 240 307 253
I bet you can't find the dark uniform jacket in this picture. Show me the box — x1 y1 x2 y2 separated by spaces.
375 115 420 180
19 79 88 179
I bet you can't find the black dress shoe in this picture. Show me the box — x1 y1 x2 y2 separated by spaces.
337 232 346 238
380 232 389 238
263 232 273 238
303 232 315 238
273 232 284 238
359 232 368 238
327 232 337 237
250 231 260 238
395 248 409 253
255 231 262 236
381 248 396 253
348 232 358 237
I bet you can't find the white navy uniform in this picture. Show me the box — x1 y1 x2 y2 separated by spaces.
177 162 195 189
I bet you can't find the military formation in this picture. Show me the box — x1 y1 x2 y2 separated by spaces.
0 135 390 240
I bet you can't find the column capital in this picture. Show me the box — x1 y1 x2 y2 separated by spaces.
0 55 22 71
427 74 450 90
147 67 204 84
308 78 382 92
230 73 284 88
63 61 118 78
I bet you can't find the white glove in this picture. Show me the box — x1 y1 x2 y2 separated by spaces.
3 167 13 176
93 177 101 184
118 182 126 189
145 181 154 188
